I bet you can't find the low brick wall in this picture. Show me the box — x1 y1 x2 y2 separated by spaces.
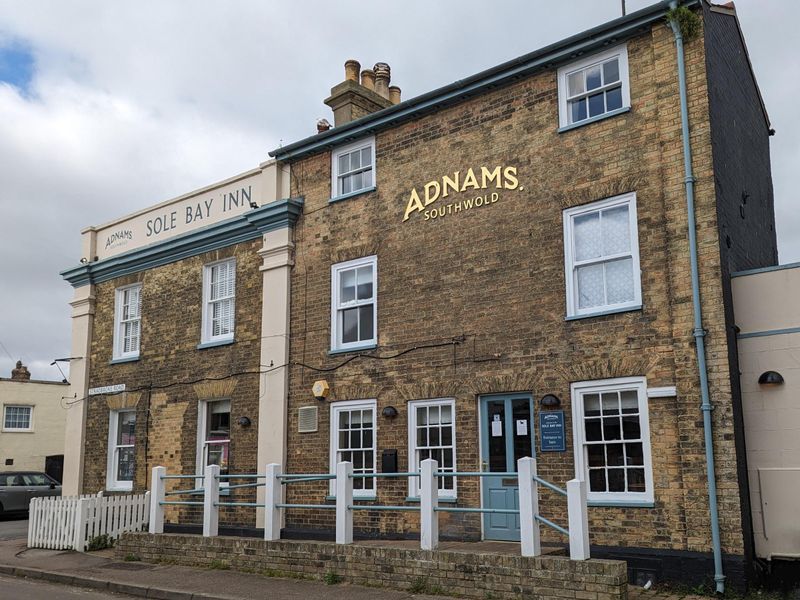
117 533 628 599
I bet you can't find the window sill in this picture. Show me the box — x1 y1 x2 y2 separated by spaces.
587 499 654 508
328 343 377 356
1 429 33 434
558 106 631 133
565 304 642 321
106 486 133 493
197 338 235 350
325 495 377 502
329 186 377 204
110 355 139 365
404 496 458 504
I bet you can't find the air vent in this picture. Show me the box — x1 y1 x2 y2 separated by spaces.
298 406 318 433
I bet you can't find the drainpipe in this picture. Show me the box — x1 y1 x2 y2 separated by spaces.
668 2 725 593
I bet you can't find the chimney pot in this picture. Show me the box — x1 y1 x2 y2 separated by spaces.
360 69 375 91
344 59 360 82
11 360 31 381
373 62 391 100
389 86 402 105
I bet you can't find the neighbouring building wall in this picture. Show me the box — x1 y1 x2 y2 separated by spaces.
703 2 778 574
282 14 747 582
0 365 68 477
732 266 800 562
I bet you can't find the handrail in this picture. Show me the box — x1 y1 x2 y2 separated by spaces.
276 503 336 510
535 514 569 537
349 505 420 511
161 474 203 480
533 476 567 497
165 488 204 496
159 500 204 506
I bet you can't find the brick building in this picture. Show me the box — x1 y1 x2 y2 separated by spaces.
61 0 780 591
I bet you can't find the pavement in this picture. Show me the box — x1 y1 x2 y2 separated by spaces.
0 517 727 600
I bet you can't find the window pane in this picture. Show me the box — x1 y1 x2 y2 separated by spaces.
339 430 349 449
606 86 623 111
341 308 358 343
574 212 601 261
117 412 136 445
626 443 644 466
117 447 135 481
587 444 605 467
586 66 602 90
362 429 373 449
608 468 625 491
352 172 363 192
359 305 373 341
603 417 621 441
417 427 427 447
356 266 373 300
206 442 229 472
340 269 356 303
589 469 606 492
351 410 362 427
567 71 584 96
585 418 602 442
363 168 373 188
607 443 624 466
628 468 646 492
441 405 452 424
601 205 630 255
577 264 604 309
350 149 361 170
429 407 440 425
603 59 620 84
621 391 639 413
601 393 619 415
429 427 440 446
339 411 349 429
588 92 605 117
570 98 587 123
584 394 601 417
341 174 352 195
338 154 349 174
605 258 635 304
362 409 372 426
622 416 641 440
441 425 452 446
361 147 371 167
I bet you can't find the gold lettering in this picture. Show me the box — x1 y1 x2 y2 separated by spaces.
424 181 441 206
481 166 502 189
442 172 459 198
503 166 519 190
461 168 480 191
403 189 425 221
491 192 499 203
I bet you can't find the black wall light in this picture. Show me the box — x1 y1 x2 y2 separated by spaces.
237 416 252 427
540 394 561 408
382 406 399 418
758 371 784 386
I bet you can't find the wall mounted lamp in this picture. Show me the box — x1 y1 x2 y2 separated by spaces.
540 394 561 408
237 416 252 427
382 406 398 419
758 371 784 386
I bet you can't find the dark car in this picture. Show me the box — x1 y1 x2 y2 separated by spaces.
0 472 61 514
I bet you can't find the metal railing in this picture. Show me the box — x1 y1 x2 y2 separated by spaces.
149 457 590 560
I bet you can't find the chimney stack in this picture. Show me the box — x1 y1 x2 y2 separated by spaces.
11 360 31 381
324 59 398 127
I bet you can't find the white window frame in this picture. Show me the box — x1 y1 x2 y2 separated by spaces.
106 409 136 491
201 258 236 345
563 192 642 318
330 255 378 351
407 398 457 500
2 405 33 432
331 137 376 199
570 376 654 504
113 283 142 360
329 399 377 498
196 399 231 486
557 44 630 128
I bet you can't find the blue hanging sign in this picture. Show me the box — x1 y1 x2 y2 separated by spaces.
539 410 566 452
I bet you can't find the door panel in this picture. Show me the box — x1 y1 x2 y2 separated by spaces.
480 395 533 541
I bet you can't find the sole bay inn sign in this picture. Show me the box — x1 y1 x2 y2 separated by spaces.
402 166 521 223
94 170 263 260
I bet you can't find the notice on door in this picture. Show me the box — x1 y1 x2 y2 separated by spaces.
491 414 503 437
516 419 528 436
539 410 566 452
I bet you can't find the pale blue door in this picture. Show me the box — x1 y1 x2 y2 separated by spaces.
480 394 534 541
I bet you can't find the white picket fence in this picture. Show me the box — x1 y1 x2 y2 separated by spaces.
28 492 150 552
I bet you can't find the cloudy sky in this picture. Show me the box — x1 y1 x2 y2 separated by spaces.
0 1 797 381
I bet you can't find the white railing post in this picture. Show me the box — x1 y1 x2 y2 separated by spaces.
567 478 590 560
203 464 220 537
264 463 282 541
335 461 353 544
73 497 89 552
149 466 166 534
518 457 541 557
420 458 439 551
